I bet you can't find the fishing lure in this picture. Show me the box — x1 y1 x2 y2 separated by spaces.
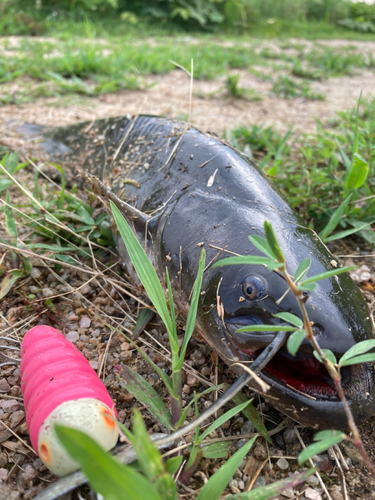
20 325 119 476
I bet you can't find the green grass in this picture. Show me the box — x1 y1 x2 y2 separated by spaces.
1 31 373 104
230 96 375 245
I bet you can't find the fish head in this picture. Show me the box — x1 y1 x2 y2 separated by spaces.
192 200 375 429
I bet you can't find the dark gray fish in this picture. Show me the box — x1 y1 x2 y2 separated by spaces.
41 115 375 430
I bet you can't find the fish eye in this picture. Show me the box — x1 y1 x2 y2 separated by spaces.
242 276 266 301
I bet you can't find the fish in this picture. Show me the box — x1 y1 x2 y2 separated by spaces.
39 115 375 430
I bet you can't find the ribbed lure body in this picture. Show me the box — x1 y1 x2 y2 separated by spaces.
21 325 118 476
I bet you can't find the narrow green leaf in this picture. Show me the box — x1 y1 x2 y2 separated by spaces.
0 272 21 300
111 202 173 336
212 255 282 271
133 308 155 340
201 441 230 459
4 192 17 243
345 153 369 190
55 425 162 500
323 222 372 242
176 384 224 428
154 473 177 500
319 194 352 242
165 268 178 353
199 400 250 442
117 366 173 430
340 353 375 367
264 221 285 263
132 410 167 481
313 349 337 366
248 234 276 259
197 437 256 500
52 162 67 210
232 392 272 443
294 258 311 283
0 179 13 192
225 468 315 499
339 339 375 367
296 282 317 291
177 249 205 370
236 325 297 333
287 330 307 357
273 312 303 328
4 152 18 174
166 456 183 476
298 431 345 465
301 266 357 285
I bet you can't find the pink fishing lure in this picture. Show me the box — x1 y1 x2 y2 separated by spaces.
21 325 118 476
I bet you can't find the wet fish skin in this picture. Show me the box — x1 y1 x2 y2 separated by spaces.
42 115 375 430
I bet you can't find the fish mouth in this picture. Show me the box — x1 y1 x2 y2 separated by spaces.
253 348 371 402
225 321 373 404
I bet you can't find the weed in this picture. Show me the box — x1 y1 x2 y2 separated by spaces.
272 75 325 100
231 96 375 245
225 74 262 101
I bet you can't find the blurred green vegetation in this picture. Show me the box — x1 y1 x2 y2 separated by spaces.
2 0 375 36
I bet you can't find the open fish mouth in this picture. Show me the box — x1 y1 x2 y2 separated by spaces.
255 348 372 402
225 323 373 403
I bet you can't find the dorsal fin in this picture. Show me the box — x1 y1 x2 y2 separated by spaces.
81 171 150 227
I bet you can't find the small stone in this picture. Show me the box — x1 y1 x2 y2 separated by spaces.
254 475 266 488
89 360 98 370
330 485 344 500
229 479 238 488
81 284 93 296
254 444 267 460
307 475 320 487
0 468 8 481
183 384 191 395
186 373 199 387
80 334 89 343
241 420 255 435
0 453 7 468
66 331 79 343
42 287 54 298
120 342 131 351
33 458 43 470
30 268 41 279
7 375 19 386
79 317 91 329
201 366 210 377
283 428 298 444
0 378 11 392
304 488 322 500
0 483 20 500
67 314 79 321
2 400 20 412
281 488 295 499
29 286 41 294
10 410 25 428
238 480 245 490
276 458 289 470
119 351 133 361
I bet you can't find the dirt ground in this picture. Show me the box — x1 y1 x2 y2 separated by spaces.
0 36 375 500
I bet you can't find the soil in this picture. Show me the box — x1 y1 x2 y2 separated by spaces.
0 36 375 500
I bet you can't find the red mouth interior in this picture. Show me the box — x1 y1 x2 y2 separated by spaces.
257 349 339 399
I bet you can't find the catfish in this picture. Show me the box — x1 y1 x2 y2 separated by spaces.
40 115 375 430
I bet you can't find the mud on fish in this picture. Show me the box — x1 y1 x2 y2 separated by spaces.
41 115 375 430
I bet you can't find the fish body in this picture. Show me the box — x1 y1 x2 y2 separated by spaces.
42 115 375 429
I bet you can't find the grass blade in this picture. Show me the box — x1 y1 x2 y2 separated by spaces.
116 365 173 430
111 202 173 336
196 437 256 500
55 425 163 500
